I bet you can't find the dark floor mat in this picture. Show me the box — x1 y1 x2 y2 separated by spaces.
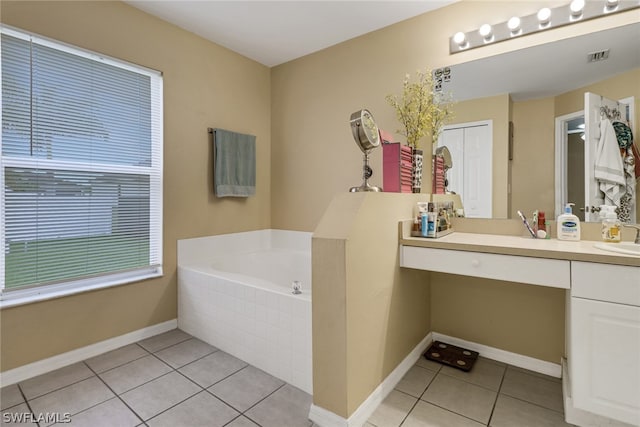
424 341 479 372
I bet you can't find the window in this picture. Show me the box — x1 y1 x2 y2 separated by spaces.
1 27 163 306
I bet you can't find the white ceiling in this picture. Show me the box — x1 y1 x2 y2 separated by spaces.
124 0 456 67
124 1 638 101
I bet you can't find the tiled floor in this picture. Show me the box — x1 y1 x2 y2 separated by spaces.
1 329 313 427
366 356 573 427
1 329 572 427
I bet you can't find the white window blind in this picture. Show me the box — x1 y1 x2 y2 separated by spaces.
1 27 163 302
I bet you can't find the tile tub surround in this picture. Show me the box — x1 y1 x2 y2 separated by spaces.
177 229 313 394
0 329 315 427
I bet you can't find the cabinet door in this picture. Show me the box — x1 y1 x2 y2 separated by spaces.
571 297 640 425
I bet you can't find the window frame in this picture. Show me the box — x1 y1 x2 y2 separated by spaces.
0 25 164 308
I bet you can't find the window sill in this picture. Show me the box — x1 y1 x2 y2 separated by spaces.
0 268 163 309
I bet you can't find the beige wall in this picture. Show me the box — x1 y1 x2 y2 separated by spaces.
510 97 556 218
0 1 271 372
313 193 431 417
431 275 566 363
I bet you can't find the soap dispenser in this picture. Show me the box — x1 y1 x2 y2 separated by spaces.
602 208 621 243
557 203 581 241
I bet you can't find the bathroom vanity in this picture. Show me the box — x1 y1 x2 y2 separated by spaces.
399 224 640 427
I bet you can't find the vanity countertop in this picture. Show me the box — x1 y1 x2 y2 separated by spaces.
400 230 640 267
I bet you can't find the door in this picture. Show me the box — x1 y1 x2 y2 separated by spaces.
571 297 640 425
438 121 492 218
583 92 629 222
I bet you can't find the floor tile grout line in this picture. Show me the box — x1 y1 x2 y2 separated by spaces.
227 382 292 427
500 365 565 414
144 360 254 425
150 336 219 361
416 370 496 425
141 387 207 425
396 394 421 427
130 351 210 426
506 365 562 385
16 383 41 427
415 397 492 426
105 368 179 401
235 381 287 416
393 367 440 427
97 353 174 395
138 332 193 354
170 353 248 392
221 413 252 427
497 391 566 415
18 367 95 403
199 364 282 414
82 360 146 426
486 363 508 426
149 345 221 372
435 367 506 393
8 344 151 402
89 344 152 375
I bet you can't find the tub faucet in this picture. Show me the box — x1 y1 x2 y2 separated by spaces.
623 224 640 244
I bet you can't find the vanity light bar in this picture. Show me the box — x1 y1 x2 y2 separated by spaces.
449 0 640 54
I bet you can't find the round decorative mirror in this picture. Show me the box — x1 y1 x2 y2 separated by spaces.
350 109 380 154
349 109 382 192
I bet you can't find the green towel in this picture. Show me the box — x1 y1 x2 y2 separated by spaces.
213 128 256 197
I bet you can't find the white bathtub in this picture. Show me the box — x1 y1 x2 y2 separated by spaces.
177 229 313 394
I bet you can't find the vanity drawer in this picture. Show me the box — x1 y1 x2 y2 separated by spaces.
571 261 640 306
400 246 570 288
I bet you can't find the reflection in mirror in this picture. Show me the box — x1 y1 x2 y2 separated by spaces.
437 22 639 222
437 121 493 218
567 116 586 221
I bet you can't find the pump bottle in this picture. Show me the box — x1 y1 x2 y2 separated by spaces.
557 203 581 241
601 208 621 243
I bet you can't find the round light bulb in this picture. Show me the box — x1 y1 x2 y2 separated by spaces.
479 24 492 39
453 32 466 45
537 7 551 24
570 0 585 16
606 0 619 8
507 16 521 32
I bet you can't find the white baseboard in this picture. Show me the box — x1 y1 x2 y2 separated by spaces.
308 332 433 427
310 332 563 427
0 319 177 387
433 332 562 378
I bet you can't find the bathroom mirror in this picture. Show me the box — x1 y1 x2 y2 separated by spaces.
437 22 639 221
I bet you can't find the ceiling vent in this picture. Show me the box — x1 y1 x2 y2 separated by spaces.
587 49 610 62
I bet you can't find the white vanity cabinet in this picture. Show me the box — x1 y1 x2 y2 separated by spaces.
399 229 640 426
569 261 640 426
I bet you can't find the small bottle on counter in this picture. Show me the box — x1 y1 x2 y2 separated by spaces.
416 202 429 234
602 209 621 243
557 203 581 241
427 203 436 238
421 211 429 237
